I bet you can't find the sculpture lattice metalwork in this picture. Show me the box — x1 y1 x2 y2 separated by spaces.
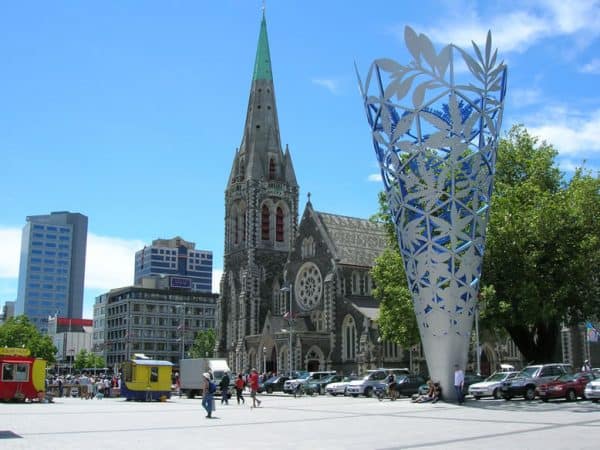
359 27 507 397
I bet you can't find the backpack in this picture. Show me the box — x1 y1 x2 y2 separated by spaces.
208 381 217 394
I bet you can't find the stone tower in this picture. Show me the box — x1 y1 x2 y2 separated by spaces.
216 13 299 372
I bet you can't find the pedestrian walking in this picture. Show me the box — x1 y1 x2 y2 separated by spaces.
202 372 215 419
249 368 261 408
235 373 245 405
220 372 230 405
454 364 465 405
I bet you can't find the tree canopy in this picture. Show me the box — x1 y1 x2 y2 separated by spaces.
482 125 600 362
189 329 216 358
370 125 600 364
371 193 420 348
73 349 106 370
0 315 57 362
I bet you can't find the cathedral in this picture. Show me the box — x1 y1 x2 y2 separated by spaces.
214 13 407 376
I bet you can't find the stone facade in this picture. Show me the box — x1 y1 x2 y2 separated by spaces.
216 14 408 376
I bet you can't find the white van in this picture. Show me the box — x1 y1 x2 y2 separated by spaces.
179 358 231 398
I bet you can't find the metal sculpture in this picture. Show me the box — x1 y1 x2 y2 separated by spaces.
359 27 507 399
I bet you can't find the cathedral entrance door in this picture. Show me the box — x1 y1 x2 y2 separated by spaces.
307 360 320 372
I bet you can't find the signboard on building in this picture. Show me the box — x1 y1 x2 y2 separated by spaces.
169 276 192 289
0 347 31 356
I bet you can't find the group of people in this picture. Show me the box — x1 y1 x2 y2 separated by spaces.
47 373 120 399
201 368 263 419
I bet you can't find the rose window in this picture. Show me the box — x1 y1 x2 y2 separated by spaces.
295 262 323 311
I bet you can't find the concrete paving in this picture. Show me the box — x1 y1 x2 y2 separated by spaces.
1 393 599 449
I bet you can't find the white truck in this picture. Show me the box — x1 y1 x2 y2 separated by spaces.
179 358 230 398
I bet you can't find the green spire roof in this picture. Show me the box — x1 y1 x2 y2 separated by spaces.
252 14 273 81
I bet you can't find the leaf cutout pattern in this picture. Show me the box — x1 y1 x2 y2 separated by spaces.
359 26 507 342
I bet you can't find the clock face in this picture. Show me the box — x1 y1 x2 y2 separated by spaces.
295 262 323 311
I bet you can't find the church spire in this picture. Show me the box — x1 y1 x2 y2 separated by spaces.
253 11 272 81
234 11 297 186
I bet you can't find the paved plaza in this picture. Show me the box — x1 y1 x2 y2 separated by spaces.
1 394 599 449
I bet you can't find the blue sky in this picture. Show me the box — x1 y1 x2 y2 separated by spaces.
1 0 599 318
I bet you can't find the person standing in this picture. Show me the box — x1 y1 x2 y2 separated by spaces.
249 368 261 408
582 360 592 372
202 372 214 419
220 372 230 405
454 365 465 405
235 373 245 405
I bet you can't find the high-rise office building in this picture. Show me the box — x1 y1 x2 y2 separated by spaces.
134 237 212 292
16 211 88 332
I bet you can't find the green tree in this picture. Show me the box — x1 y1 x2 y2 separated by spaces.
482 125 600 362
0 315 57 362
189 329 216 358
73 349 106 370
371 193 420 348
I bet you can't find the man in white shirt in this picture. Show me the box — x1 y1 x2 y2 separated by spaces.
454 365 465 405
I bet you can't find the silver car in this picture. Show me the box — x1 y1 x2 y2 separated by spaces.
325 376 357 396
584 378 600 402
468 371 518 399
346 368 409 397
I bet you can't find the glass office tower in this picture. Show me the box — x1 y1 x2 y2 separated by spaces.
16 211 88 332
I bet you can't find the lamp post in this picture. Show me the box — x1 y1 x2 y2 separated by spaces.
280 284 293 377
178 305 185 362
262 346 267 375
475 304 481 375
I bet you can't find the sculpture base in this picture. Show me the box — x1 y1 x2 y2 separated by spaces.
422 332 471 402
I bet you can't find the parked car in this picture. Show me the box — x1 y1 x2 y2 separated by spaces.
306 374 344 395
501 363 572 401
259 376 289 394
283 371 335 394
537 372 596 402
394 375 427 397
346 368 409 398
584 377 600 402
462 374 485 395
326 376 358 396
468 371 519 399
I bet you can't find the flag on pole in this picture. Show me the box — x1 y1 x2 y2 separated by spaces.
586 322 599 343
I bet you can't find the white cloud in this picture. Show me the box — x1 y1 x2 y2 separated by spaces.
510 87 543 107
401 0 600 54
367 173 383 182
84 234 145 289
526 107 600 156
579 58 600 74
312 78 341 95
0 227 21 278
557 158 599 174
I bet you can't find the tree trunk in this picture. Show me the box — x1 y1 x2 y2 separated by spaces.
507 321 560 364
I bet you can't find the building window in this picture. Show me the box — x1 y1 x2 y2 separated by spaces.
342 315 357 361
275 207 284 242
234 214 239 245
269 158 276 179
301 236 316 259
261 205 270 241
351 271 359 295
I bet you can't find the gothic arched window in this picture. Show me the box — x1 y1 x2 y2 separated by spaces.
342 315 357 361
261 204 270 241
269 158 276 180
351 271 359 295
234 214 239 245
242 211 246 242
238 156 245 180
276 207 284 242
